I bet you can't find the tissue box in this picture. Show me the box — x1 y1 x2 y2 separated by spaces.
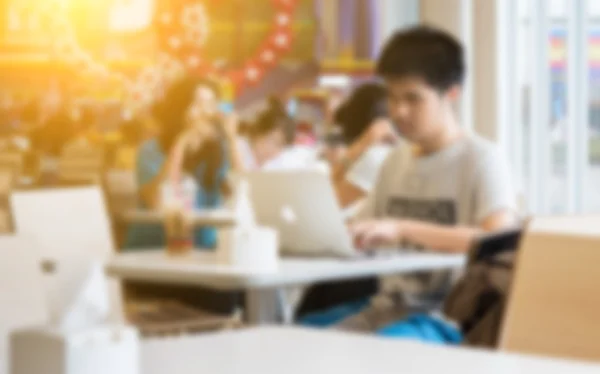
11 324 139 374
218 226 279 271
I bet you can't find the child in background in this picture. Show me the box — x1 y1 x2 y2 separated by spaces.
124 76 243 250
295 83 398 320
330 82 398 210
236 98 294 170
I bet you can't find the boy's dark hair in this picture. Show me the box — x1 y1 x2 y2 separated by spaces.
376 25 465 92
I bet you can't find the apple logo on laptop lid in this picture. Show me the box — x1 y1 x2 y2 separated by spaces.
280 205 297 224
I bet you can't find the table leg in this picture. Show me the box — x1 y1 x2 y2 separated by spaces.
245 289 280 325
245 287 306 325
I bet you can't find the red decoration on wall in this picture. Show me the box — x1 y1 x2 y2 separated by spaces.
156 0 298 94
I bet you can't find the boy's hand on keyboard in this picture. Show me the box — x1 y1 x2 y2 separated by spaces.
350 219 403 250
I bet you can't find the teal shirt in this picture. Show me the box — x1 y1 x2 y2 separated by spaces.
123 139 228 250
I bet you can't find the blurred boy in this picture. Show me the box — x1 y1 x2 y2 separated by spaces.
338 26 518 331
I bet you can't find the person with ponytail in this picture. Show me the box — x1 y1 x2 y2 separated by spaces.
295 83 398 321
330 82 399 211
124 76 244 250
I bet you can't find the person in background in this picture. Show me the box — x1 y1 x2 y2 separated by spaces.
330 26 518 332
329 82 399 212
295 83 398 320
62 106 101 150
124 76 243 250
29 85 69 151
20 99 42 133
237 97 295 170
76 106 103 145
124 77 248 316
30 105 76 157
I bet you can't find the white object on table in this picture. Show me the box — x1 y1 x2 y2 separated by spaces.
11 324 139 374
217 179 279 272
106 250 465 324
217 227 279 272
142 326 600 374
121 209 236 227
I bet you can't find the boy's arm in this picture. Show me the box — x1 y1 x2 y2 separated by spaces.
352 209 517 254
351 146 519 252
403 211 516 253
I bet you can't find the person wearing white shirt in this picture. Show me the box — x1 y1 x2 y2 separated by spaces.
236 98 295 170
295 83 399 320
329 83 399 211
237 98 327 172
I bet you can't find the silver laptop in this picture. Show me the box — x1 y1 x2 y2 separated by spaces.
245 170 359 258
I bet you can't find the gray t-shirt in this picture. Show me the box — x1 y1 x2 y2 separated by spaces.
358 133 517 307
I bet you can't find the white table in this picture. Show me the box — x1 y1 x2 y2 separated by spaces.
107 250 465 324
121 209 236 227
142 326 600 374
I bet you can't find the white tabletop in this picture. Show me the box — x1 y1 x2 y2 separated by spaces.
106 250 465 290
142 327 600 374
121 209 236 227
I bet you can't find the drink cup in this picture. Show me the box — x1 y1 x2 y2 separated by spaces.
164 207 194 256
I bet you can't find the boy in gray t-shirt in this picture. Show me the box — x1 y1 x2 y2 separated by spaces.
336 26 518 331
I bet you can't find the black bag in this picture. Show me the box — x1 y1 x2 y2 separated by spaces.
443 229 522 347
295 278 379 319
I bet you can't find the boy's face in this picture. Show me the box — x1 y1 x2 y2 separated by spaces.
385 76 456 143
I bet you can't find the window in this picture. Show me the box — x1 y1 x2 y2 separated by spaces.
506 0 596 214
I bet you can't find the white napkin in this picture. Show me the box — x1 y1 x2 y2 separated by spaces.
47 258 110 333
232 179 256 228
218 179 279 271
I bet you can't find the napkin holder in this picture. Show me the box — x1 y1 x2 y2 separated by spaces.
217 179 279 271
217 226 279 271
11 324 139 374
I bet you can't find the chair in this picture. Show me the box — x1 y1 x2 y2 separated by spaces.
500 215 600 362
126 301 242 337
0 236 48 374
